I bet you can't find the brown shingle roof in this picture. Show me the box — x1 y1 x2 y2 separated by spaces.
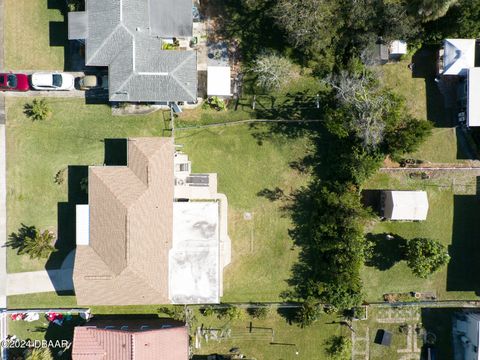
72 326 189 360
73 138 174 305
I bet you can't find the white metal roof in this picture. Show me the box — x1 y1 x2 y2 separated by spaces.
468 67 480 127
169 201 220 304
385 191 429 221
207 66 231 97
76 205 90 245
389 40 407 55
442 39 476 76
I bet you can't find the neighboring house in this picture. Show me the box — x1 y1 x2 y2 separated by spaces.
381 190 429 221
438 39 476 77
457 67 480 127
72 319 189 359
373 38 407 65
68 0 197 103
74 137 231 305
453 312 480 360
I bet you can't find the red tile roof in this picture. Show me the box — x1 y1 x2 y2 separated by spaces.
72 326 189 360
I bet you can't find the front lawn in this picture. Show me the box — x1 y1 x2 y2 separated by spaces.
362 171 480 301
6 98 167 273
5 0 66 70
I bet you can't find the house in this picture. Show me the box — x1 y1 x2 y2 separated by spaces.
72 319 189 359
382 190 429 221
457 67 480 127
68 0 197 103
453 312 480 360
438 39 476 77
74 138 231 305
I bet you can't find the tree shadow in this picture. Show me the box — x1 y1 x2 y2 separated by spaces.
256 187 285 202
365 233 407 271
446 194 480 294
6 224 37 254
208 0 290 64
276 306 298 325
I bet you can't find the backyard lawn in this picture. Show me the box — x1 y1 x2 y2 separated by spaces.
5 0 67 70
191 308 346 360
362 171 480 301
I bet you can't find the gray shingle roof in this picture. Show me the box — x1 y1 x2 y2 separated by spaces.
84 0 196 102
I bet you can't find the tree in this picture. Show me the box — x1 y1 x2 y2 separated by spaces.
295 297 322 327
273 0 340 63
19 230 56 260
325 335 351 360
24 348 53 360
23 99 51 121
410 0 459 22
406 238 450 278
251 52 293 91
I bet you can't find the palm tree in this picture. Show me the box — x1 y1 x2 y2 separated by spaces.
24 348 53 360
19 229 56 259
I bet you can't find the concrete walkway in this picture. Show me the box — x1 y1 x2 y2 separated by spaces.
0 94 6 309
6 250 75 296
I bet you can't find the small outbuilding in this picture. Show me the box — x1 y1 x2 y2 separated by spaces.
389 40 407 57
382 190 429 221
207 66 231 98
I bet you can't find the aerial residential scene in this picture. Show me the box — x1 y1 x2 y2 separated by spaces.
2 0 480 359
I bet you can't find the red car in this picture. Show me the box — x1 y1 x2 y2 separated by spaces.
0 73 29 91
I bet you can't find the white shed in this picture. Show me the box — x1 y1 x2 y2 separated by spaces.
389 40 407 55
383 191 429 221
207 66 231 97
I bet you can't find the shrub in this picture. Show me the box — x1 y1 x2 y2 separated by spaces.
218 305 244 321
324 335 351 360
24 99 51 121
295 298 322 327
247 304 270 319
406 238 450 278
201 305 215 317
202 96 226 111
54 168 66 185
25 347 53 360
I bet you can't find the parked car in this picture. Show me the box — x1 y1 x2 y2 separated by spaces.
0 73 29 91
31 72 75 91
78 74 108 90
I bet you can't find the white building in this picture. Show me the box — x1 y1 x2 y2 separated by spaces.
382 190 429 221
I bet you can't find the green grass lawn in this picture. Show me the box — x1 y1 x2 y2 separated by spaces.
8 292 77 309
5 0 66 70
378 58 429 121
362 171 480 301
408 127 467 163
192 308 346 360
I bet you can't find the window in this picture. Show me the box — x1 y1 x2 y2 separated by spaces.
179 163 189 172
7 74 17 88
52 74 63 87
121 326 129 330
140 325 149 330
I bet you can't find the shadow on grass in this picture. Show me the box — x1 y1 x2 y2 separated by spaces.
412 46 451 127
365 233 407 271
446 194 480 294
